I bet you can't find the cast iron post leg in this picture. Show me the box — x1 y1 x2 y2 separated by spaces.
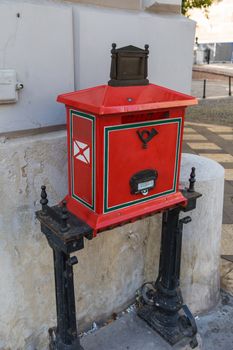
153 208 194 328
159 208 181 291
138 168 201 348
138 207 198 347
37 187 92 350
49 249 84 350
153 208 183 324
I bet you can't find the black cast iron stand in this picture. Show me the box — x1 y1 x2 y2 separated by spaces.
138 168 201 348
36 187 93 350
37 168 201 349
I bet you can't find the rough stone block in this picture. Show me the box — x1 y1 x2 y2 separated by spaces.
180 153 224 314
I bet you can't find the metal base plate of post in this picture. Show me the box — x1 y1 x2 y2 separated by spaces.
138 305 198 348
138 305 184 345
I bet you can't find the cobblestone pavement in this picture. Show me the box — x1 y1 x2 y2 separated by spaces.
183 121 233 224
185 97 233 127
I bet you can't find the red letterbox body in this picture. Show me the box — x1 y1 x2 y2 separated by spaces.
57 83 197 235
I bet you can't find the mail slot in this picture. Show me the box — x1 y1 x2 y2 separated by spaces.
130 169 158 195
57 44 197 234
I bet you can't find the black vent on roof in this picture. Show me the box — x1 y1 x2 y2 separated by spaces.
108 43 149 87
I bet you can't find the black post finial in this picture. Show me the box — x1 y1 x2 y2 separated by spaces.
60 200 69 232
188 167 196 192
40 185 48 214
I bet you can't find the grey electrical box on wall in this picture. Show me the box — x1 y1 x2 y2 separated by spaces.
0 69 23 104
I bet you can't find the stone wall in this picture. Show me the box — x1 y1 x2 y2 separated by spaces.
0 131 225 349
0 131 161 349
180 154 224 314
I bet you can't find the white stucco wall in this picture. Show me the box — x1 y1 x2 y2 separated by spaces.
72 5 195 92
0 0 195 132
0 1 74 133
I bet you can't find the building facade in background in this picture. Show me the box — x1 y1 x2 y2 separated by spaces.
189 0 233 62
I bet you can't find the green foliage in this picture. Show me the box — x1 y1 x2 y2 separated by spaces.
182 0 215 15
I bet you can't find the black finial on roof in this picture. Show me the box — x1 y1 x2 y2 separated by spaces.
112 43 117 51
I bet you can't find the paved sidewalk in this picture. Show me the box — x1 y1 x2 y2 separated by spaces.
183 121 233 224
192 63 233 101
193 64 233 77
81 291 233 350
191 80 231 99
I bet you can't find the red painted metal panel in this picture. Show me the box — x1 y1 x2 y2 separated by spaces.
57 84 197 115
69 110 95 210
105 119 181 212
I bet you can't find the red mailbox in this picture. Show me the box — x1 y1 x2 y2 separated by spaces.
57 45 197 235
37 45 201 349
